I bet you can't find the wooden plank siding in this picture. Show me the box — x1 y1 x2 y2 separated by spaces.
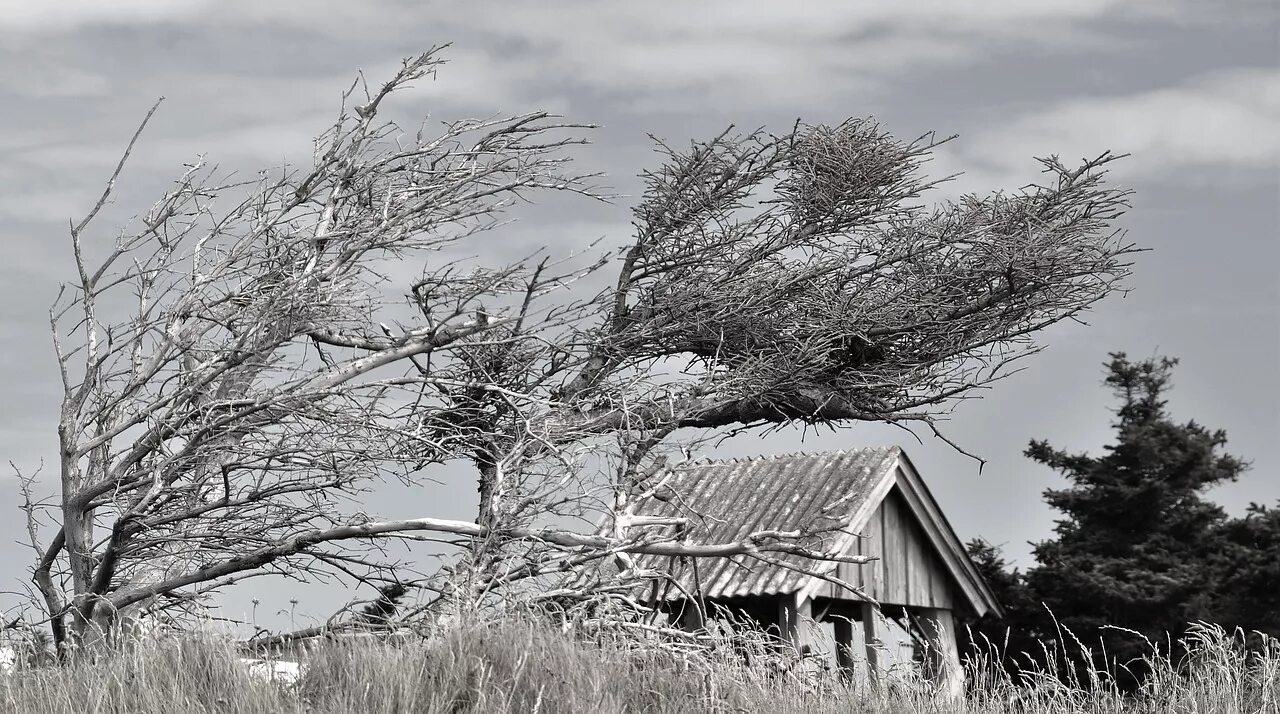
822 486 954 609
904 495 930 606
882 489 904 604
864 496 883 596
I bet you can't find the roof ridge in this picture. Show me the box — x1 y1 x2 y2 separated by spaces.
669 446 902 472
699 446 897 464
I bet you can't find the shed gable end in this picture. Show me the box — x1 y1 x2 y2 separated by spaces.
819 485 955 609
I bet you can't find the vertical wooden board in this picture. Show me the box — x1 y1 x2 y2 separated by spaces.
939 575 955 610
777 593 812 652
881 491 906 604
897 492 913 604
904 508 932 608
861 601 880 689
828 518 870 600
850 528 865 590
906 511 926 606
865 500 884 601
845 562 857 597
826 563 848 599
915 607 964 699
921 535 936 608
929 547 954 609
919 520 936 608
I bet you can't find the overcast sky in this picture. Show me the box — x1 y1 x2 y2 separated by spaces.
1 1 1276 628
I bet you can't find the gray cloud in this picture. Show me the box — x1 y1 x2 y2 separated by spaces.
0 0 213 29
953 67 1279 189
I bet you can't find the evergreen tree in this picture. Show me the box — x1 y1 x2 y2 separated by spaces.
1023 353 1246 681
959 539 1043 673
963 353 1280 686
1210 502 1280 643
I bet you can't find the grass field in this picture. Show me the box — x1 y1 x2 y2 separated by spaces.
1 619 1275 713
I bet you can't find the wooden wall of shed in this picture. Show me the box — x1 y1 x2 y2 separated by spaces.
821 486 955 609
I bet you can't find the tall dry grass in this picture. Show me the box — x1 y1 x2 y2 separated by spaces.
1 619 1274 713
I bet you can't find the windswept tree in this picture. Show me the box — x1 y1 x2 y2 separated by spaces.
19 47 1135 653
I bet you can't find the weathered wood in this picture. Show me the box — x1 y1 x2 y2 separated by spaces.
904 497 931 607
861 601 880 689
776 592 812 654
931 565 954 609
866 500 884 600
888 491 910 604
849 531 866 590
823 485 964 613
915 606 963 699
894 463 1000 618
646 451 1003 626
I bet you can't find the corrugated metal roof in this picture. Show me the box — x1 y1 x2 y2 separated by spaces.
632 447 901 599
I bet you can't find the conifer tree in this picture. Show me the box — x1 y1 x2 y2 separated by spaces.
1211 502 1280 644
1021 354 1245 681
1027 354 1244 658
965 354 1279 686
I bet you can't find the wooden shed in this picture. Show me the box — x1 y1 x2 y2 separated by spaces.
632 447 1002 694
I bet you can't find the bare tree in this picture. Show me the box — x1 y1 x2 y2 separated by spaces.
20 48 1134 652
